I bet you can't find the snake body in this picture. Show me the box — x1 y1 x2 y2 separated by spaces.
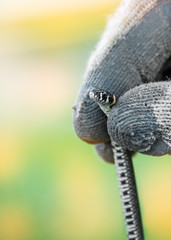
89 89 144 240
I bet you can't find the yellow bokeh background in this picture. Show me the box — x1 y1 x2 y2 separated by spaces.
0 0 171 239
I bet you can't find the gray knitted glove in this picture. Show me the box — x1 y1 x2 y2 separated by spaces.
73 0 171 162
108 81 171 156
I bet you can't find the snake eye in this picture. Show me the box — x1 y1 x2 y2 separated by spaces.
102 92 107 101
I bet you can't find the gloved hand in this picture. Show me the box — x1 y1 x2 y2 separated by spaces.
73 0 171 163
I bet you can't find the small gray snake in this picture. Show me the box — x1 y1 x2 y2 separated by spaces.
89 89 144 240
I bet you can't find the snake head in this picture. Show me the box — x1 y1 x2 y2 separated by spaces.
89 89 116 117
89 89 116 107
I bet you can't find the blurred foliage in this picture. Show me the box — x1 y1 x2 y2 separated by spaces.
0 2 120 55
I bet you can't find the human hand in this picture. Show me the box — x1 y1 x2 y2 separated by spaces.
73 0 171 163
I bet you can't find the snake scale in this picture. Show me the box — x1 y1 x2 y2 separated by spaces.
89 89 144 240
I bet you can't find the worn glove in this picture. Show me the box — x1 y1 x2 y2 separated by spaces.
73 0 171 163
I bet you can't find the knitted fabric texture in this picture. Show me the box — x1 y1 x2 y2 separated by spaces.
95 142 114 163
108 81 171 155
87 0 159 72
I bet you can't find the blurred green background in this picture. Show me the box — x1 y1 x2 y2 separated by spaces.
0 0 171 240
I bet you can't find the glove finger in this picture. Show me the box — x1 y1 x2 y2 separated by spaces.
107 81 171 156
95 142 114 164
73 0 171 144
